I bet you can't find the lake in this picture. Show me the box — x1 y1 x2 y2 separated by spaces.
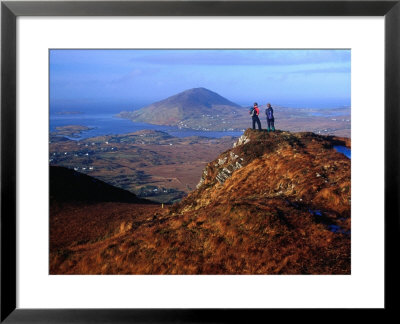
50 113 244 140
50 114 353 159
334 146 351 159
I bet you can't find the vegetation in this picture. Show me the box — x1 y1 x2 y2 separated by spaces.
50 129 351 274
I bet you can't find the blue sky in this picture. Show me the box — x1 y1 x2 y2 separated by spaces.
50 49 351 112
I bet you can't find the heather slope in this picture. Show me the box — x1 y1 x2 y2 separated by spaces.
50 130 351 274
187 129 350 216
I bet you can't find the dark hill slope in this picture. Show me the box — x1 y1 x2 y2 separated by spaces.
50 166 150 204
50 166 158 253
50 131 351 274
118 87 246 130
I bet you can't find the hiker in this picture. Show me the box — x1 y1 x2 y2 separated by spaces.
265 103 275 132
249 102 262 130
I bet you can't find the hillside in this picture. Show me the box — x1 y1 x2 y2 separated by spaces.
50 166 158 252
50 165 149 204
118 87 247 131
50 130 351 274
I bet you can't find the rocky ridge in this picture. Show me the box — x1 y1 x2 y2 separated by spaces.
192 129 350 213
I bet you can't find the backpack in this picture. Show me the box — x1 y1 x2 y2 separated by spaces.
249 107 255 116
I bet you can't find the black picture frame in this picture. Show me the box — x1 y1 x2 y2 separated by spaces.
1 0 399 322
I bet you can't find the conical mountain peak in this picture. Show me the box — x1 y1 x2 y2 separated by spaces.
118 88 245 130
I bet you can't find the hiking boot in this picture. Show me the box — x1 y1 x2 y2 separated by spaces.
272 127 275 132
267 128 270 132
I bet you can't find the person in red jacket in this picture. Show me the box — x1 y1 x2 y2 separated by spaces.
250 102 262 130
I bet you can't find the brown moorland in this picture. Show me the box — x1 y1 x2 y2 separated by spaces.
50 129 350 275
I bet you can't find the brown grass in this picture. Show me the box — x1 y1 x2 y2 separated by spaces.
50 130 350 275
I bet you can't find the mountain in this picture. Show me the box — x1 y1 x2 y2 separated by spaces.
50 165 150 204
166 129 351 274
118 88 351 136
118 87 246 131
50 130 351 274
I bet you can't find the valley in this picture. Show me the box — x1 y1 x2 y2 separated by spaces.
50 129 236 203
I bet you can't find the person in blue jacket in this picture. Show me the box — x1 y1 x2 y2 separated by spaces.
265 103 275 132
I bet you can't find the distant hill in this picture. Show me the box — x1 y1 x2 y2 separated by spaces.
118 88 351 136
118 87 247 131
50 166 150 204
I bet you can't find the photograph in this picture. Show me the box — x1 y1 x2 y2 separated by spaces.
3 0 398 319
49 49 351 275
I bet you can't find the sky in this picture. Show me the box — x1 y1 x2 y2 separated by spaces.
50 49 351 113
